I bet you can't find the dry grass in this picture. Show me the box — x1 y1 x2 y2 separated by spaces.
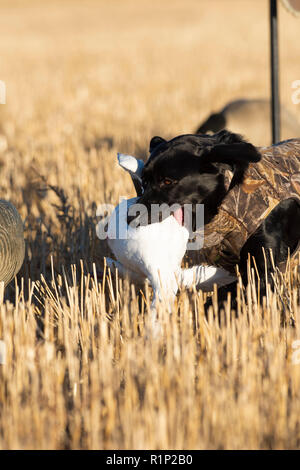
0 0 300 449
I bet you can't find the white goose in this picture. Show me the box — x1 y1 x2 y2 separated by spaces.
96 153 236 309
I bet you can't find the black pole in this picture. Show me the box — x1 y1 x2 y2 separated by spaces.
270 0 280 144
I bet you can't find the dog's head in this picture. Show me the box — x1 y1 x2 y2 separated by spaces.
128 130 261 227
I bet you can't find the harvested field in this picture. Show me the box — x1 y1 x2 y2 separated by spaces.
0 0 300 450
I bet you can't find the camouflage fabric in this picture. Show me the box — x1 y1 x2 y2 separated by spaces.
196 138 300 273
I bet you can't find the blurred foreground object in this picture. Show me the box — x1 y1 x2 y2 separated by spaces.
0 200 25 288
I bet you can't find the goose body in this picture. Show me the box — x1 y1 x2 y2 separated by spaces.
106 197 189 302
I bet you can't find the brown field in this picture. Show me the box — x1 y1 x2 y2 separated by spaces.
1 0 300 450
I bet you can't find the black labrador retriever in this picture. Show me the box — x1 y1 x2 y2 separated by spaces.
129 130 300 305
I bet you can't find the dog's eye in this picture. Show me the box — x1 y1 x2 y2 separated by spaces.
161 177 175 186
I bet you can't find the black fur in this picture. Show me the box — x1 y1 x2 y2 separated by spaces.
129 130 260 227
131 130 300 307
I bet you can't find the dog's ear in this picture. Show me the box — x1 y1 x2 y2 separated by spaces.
203 142 261 167
212 129 249 145
201 130 260 165
149 136 166 154
201 136 261 188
